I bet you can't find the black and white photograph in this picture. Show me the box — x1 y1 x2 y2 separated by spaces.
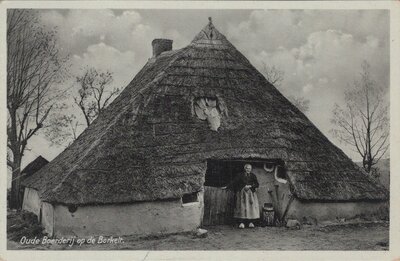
2 1 400 260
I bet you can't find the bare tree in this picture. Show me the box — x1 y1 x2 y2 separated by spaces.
262 63 284 87
7 10 67 208
261 63 310 113
74 68 119 127
331 61 389 173
44 68 119 147
44 114 83 147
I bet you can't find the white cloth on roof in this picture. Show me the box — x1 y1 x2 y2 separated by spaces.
194 97 221 131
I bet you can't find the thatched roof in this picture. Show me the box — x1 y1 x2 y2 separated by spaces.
23 20 388 205
21 156 49 182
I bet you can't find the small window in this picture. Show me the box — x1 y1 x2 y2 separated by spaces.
182 192 199 204
68 205 78 213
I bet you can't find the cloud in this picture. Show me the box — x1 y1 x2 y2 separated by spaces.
255 29 387 134
303 83 314 93
318 78 329 85
72 42 136 88
227 10 389 54
40 10 190 60
226 10 389 101
39 9 191 86
41 10 144 53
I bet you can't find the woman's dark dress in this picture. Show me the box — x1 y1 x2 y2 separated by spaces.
227 172 260 219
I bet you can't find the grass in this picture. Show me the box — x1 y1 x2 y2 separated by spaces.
7 209 47 242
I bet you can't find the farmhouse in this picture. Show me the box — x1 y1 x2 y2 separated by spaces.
22 19 388 237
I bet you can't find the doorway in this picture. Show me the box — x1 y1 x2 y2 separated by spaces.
202 158 289 226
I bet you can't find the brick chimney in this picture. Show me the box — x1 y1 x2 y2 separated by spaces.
152 39 173 57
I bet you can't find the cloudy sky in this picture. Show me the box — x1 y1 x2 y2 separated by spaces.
18 9 389 179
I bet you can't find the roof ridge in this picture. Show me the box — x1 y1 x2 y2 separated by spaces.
191 19 231 48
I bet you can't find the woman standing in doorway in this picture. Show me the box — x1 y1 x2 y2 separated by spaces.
223 164 260 228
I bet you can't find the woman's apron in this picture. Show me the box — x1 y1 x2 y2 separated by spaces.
234 188 260 219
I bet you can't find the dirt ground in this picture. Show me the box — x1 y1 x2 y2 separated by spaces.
8 221 389 251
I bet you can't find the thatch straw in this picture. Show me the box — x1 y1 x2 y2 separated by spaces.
23 21 388 205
